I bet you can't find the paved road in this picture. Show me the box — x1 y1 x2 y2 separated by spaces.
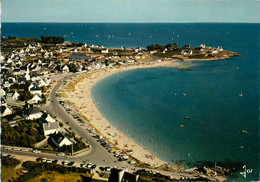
41 72 131 168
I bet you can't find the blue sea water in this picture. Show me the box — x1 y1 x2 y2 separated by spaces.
2 23 259 180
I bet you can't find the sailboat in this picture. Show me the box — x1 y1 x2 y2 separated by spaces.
239 89 243 97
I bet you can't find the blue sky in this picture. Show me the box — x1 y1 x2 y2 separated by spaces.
2 0 260 23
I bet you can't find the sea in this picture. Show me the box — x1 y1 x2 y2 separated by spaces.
2 23 259 181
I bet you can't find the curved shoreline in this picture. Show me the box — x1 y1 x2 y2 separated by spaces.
59 60 181 168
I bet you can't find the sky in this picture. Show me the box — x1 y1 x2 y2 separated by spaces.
1 0 260 23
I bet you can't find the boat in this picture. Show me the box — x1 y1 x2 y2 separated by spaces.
185 116 191 120
182 93 186 96
242 130 249 134
238 89 243 97
180 125 184 128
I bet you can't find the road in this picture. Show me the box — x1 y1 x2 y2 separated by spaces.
40 72 131 168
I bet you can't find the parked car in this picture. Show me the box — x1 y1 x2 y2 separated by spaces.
52 159 58 164
21 148 29 152
57 153 65 156
33 150 41 154
67 161 75 166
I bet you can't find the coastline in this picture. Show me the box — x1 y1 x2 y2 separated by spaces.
59 60 181 168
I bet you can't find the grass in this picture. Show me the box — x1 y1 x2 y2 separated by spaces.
1 166 22 182
26 171 91 182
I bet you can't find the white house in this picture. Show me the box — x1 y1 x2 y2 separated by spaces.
82 43 87 48
209 49 219 54
40 113 56 124
30 86 42 96
0 88 6 97
200 44 206 49
101 49 109 54
0 105 12 117
134 47 142 53
6 91 20 100
28 94 42 104
51 131 73 148
62 65 70 73
217 46 223 51
0 55 5 63
42 122 60 136
7 58 13 64
181 49 193 55
25 107 43 120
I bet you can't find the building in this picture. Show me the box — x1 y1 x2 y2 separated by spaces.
30 86 42 96
25 106 43 120
181 49 193 55
42 122 60 136
101 49 109 54
62 65 70 73
0 88 6 97
40 113 56 124
0 105 12 117
28 94 42 104
51 131 73 148
6 91 20 100
108 168 139 182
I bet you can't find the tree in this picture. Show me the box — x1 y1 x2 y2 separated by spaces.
20 91 33 101
40 36 64 44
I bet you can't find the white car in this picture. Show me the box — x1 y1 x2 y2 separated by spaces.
46 159 52 163
86 163 93 168
63 160 69 165
33 150 41 154
13 148 21 151
57 153 65 156
21 148 29 152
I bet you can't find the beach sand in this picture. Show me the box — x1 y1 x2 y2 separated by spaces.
59 60 180 168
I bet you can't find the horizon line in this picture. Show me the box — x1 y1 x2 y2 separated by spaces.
2 21 260 24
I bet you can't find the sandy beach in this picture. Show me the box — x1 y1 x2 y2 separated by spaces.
59 60 180 168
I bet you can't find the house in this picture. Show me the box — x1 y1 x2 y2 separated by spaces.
101 49 109 54
0 55 5 63
70 48 78 53
209 49 218 54
217 46 223 51
42 122 60 136
181 49 193 55
0 88 6 97
183 45 191 49
6 91 20 100
134 47 142 53
28 94 42 104
62 65 70 73
0 105 12 117
40 113 56 124
108 168 139 182
30 86 42 96
28 82 38 91
200 44 206 49
13 68 22 76
50 131 73 148
3 81 11 88
82 43 87 48
25 106 43 120
7 58 13 64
